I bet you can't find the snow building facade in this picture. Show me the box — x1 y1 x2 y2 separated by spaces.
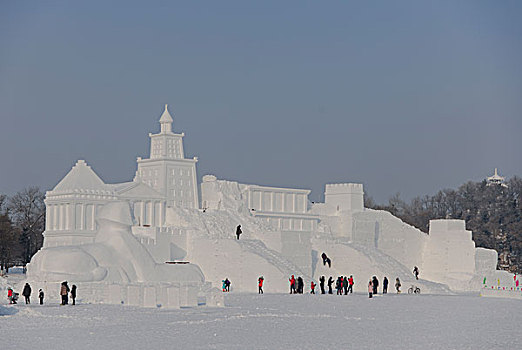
28 105 508 304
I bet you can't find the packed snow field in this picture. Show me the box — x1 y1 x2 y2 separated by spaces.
1 292 520 350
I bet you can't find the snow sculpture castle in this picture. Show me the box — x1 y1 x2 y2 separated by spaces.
28 105 509 307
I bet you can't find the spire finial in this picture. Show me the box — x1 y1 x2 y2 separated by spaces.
159 104 174 133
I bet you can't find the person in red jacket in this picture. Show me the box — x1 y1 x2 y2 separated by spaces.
8 287 14 304
310 281 316 294
258 276 264 294
348 275 354 294
289 275 296 294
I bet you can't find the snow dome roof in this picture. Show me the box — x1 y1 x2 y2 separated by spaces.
52 160 107 192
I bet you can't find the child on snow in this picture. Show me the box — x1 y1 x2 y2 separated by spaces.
395 278 401 293
71 285 77 305
39 289 44 305
7 287 18 304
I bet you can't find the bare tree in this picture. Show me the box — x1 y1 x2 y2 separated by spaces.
8 187 46 263
0 212 18 272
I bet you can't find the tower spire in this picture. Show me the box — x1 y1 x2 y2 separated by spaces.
159 104 173 133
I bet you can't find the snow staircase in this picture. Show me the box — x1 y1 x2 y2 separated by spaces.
333 238 451 293
238 239 314 282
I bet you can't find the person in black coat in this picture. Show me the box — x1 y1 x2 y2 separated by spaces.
321 252 328 266
236 225 242 240
383 277 389 294
327 277 334 294
39 289 44 305
372 276 379 295
71 285 77 305
319 276 326 294
22 283 31 304
297 277 304 294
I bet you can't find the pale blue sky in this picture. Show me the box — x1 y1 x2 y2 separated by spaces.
1 0 521 203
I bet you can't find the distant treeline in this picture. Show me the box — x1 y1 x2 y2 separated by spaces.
365 177 522 273
0 187 45 271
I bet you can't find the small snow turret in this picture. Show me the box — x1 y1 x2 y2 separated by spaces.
159 104 174 134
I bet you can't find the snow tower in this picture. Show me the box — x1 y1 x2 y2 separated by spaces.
135 105 199 209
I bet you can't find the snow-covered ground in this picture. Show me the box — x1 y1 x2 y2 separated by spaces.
1 292 520 349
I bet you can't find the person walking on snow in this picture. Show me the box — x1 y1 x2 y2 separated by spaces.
343 276 348 295
395 277 401 293
39 289 44 305
289 275 296 294
222 280 227 292
22 283 31 304
413 266 419 280
348 275 354 294
383 277 388 294
311 281 316 294
236 225 242 240
328 277 334 294
71 285 77 305
319 276 326 294
368 280 373 298
258 276 264 294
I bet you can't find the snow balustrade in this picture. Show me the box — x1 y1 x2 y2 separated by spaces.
481 284 522 299
32 280 223 308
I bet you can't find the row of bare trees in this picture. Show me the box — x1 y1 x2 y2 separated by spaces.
0 187 45 271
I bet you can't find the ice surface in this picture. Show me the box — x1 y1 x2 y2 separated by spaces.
1 293 521 349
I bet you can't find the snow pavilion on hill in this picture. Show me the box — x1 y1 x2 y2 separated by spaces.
487 168 507 187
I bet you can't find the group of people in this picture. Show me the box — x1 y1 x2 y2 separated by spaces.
317 275 354 295
368 277 403 298
60 281 77 305
219 274 408 297
6 281 77 305
221 278 231 292
8 283 44 305
289 275 306 294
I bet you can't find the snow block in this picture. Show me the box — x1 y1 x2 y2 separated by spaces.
205 288 225 307
127 285 141 306
166 286 180 309
143 286 157 308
